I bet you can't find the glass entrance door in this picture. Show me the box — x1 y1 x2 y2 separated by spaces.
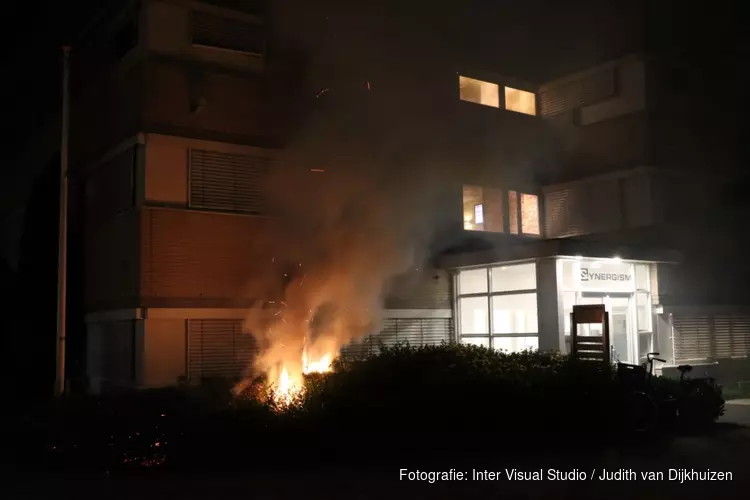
581 293 635 364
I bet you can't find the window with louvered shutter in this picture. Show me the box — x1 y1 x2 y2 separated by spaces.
190 11 264 55
189 149 270 214
539 80 582 117
673 316 712 362
539 68 616 117
340 318 454 359
187 319 259 380
580 69 616 105
672 314 750 362
544 188 579 237
713 316 750 359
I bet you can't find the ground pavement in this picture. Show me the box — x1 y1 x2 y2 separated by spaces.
5 402 750 499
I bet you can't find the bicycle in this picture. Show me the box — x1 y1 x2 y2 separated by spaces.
615 352 671 433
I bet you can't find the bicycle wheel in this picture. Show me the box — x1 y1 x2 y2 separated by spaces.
624 390 659 433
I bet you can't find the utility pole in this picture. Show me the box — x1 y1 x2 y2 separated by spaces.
55 46 71 397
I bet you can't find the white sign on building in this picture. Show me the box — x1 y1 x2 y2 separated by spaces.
565 261 635 293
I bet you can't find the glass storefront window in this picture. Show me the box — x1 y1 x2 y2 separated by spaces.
635 264 650 291
491 263 536 292
636 292 651 332
457 264 539 354
492 294 538 334
459 296 489 334
639 333 653 361
563 291 576 334
493 336 539 352
463 336 491 348
458 268 488 294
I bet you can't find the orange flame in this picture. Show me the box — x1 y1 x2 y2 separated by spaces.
270 347 333 406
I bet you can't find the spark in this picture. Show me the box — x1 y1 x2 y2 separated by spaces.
366 81 371 90
311 168 325 172
316 88 330 98
271 256 275 263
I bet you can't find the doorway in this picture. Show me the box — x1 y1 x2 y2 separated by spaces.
580 292 636 364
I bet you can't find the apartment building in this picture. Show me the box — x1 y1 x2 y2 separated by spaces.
57 0 550 391
447 52 748 381
1 0 746 392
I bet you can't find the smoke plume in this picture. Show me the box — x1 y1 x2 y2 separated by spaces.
240 81 457 385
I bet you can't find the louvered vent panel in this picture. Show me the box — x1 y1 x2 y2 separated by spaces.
187 319 259 380
544 189 567 237
713 316 750 359
544 188 585 237
190 11 264 54
673 316 712 362
540 68 616 118
340 318 454 359
189 149 270 214
539 80 583 117
580 68 616 104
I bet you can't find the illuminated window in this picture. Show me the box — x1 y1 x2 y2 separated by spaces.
508 191 519 234
463 185 503 232
520 193 540 235
508 191 541 236
456 265 539 353
474 204 484 224
504 87 537 116
459 76 499 108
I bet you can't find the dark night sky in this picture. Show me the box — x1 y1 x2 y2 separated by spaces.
1 0 105 153
0 0 745 163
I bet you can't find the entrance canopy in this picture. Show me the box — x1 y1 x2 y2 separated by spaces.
436 237 680 270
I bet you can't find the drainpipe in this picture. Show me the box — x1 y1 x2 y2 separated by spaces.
55 46 71 397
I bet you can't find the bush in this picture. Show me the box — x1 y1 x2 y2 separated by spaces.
294 343 621 455
13 344 725 472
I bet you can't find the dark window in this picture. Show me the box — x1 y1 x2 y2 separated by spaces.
189 149 271 214
190 11 265 55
